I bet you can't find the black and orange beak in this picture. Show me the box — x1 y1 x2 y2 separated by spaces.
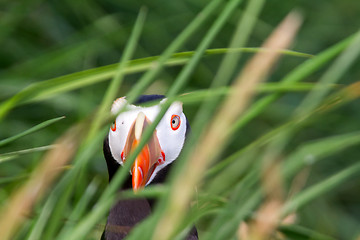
123 112 162 191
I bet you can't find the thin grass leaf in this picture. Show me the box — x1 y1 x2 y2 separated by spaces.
0 125 82 240
279 225 336 240
204 93 360 207
130 0 253 238
210 0 266 90
0 155 17 163
0 117 64 147
41 180 75 240
86 7 147 142
119 185 168 199
209 81 360 178
1 14 127 79
205 149 258 196
180 0 267 168
281 161 360 217
69 177 100 223
230 34 357 134
151 10 301 240
142 0 267 238
258 31 360 204
61 196 115 240
0 175 28 185
124 0 226 104
177 83 340 105
56 178 100 240
41 128 104 240
266 29 360 166
0 47 311 121
196 93 360 238
0 145 55 163
203 169 262 240
208 47 312 58
295 30 360 117
167 0 246 97
26 194 57 240
284 132 360 178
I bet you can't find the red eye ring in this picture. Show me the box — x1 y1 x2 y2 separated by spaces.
170 115 181 130
111 121 116 131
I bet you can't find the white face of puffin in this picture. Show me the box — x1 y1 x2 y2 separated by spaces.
108 97 187 191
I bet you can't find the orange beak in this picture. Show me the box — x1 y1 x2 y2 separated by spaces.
123 112 162 191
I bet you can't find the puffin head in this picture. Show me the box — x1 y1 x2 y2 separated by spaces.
104 95 188 191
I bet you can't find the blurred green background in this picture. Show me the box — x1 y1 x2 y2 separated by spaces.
1 0 360 239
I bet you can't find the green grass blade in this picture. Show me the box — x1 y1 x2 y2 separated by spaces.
284 132 360 178
200 85 360 239
230 32 357 133
39 127 104 240
282 161 360 217
0 124 83 240
279 225 336 240
211 0 266 89
203 169 262 240
124 0 225 104
27 194 57 240
148 1 272 239
0 116 65 147
66 197 114 240
1 14 127 80
0 175 28 185
204 133 360 239
86 7 147 141
119 185 167 199
209 81 360 178
41 180 75 240
56 178 100 239
258 30 360 194
167 0 245 96
177 83 339 105
188 0 266 151
295 30 360 117
0 145 55 157
0 145 55 165
0 47 311 121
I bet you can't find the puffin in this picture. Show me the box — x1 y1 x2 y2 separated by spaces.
102 95 198 240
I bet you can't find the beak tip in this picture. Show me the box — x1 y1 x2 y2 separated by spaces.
132 167 144 192
132 182 144 192
132 186 140 193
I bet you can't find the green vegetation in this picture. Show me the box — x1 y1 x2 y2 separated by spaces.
1 0 360 239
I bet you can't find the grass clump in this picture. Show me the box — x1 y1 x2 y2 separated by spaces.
1 1 360 240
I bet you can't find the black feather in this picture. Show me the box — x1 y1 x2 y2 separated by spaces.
135 94 165 104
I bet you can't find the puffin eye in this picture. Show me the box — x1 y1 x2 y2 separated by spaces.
111 121 116 131
170 115 180 130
